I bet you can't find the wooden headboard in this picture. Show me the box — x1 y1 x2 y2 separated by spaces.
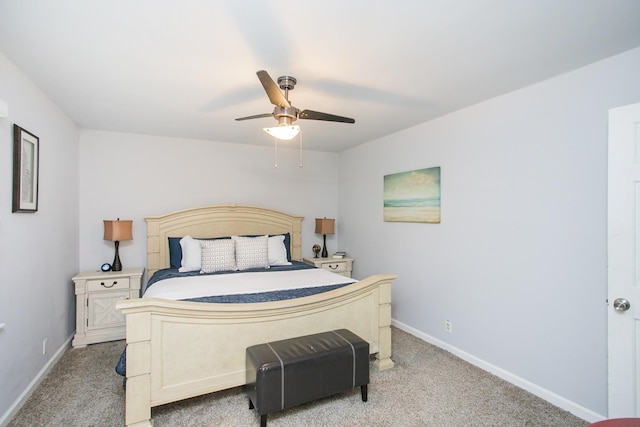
145 204 304 277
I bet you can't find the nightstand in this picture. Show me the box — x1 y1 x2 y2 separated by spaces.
72 267 144 348
303 257 354 278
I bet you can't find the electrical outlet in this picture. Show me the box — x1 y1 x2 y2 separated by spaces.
42 338 47 355
445 320 453 333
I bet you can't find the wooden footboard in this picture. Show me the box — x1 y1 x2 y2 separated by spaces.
116 273 394 427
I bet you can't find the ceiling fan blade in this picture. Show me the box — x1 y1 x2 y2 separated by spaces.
299 109 355 124
235 113 274 121
256 70 290 108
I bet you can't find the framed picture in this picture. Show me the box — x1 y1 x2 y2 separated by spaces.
12 124 39 213
384 166 441 223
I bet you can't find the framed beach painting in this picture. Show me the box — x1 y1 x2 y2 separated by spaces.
384 166 441 223
12 124 39 213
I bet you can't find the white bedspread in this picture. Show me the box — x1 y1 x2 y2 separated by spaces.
142 268 356 301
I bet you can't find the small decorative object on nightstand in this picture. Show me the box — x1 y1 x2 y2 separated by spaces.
303 256 354 278
312 244 321 258
72 267 143 348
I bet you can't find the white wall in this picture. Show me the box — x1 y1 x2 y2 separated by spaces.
78 131 340 274
0 52 79 423
338 47 640 420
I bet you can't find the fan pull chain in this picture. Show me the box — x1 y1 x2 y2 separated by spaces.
272 133 302 169
274 138 278 169
298 131 303 168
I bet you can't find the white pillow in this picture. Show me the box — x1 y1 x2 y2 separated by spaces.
178 235 202 272
232 235 270 270
268 235 291 266
200 239 237 273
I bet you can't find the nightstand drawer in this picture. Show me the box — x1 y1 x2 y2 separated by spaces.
320 262 347 274
303 257 353 278
87 277 130 292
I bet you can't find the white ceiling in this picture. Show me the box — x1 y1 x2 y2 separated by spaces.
1 1 639 152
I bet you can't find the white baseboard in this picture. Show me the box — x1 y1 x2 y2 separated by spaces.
0 334 73 427
391 319 605 423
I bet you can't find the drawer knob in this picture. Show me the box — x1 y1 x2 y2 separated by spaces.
329 264 338 270
100 281 117 288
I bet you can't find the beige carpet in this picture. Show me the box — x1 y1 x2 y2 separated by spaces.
8 327 589 426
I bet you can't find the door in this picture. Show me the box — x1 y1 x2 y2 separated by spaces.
608 102 640 417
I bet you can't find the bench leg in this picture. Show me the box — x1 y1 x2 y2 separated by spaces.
361 384 368 402
248 399 265 426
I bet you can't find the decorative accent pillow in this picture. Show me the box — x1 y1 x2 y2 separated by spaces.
268 235 291 266
178 235 201 272
233 235 270 270
200 239 237 273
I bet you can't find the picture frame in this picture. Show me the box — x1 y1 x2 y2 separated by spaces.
384 166 441 223
12 124 39 213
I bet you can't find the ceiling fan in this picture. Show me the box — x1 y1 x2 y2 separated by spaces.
235 70 355 140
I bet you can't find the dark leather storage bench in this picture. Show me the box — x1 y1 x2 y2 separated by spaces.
246 329 369 427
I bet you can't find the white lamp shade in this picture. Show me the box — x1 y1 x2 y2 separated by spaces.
263 125 300 140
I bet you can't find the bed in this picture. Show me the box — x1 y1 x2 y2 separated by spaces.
115 204 396 427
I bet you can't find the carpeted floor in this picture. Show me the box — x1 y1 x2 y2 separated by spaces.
8 327 589 426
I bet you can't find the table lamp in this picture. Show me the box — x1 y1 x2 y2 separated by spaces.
103 219 133 272
315 218 335 258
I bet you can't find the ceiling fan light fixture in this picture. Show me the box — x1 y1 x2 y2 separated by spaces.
263 125 300 140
